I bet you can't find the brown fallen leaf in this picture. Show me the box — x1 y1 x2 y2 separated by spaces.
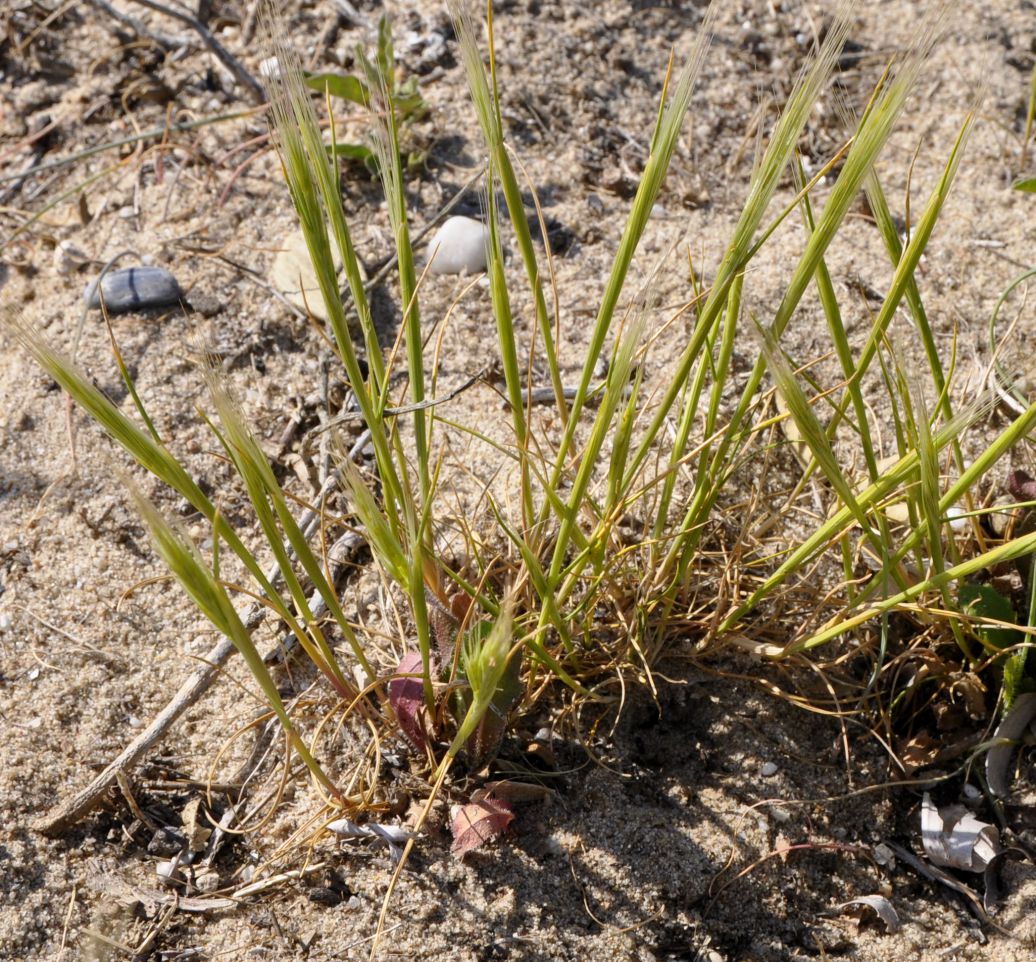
482 779 554 804
450 791 514 857
181 797 212 853
899 732 941 773
1007 469 1036 503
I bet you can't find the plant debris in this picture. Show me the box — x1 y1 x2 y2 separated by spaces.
920 793 1001 873
836 894 902 933
450 790 514 857
326 817 415 863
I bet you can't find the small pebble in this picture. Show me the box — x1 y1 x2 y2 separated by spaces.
53 240 89 275
872 842 896 866
426 216 490 275
156 858 183 885
83 266 183 314
946 505 969 532
148 826 187 856
258 56 281 79
0 612 12 631
760 761 779 777
194 869 221 893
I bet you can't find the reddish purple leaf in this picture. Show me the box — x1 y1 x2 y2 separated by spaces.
388 650 433 750
1007 469 1036 502
450 791 514 857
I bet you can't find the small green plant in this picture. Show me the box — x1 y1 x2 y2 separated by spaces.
8 0 1036 883
303 14 428 172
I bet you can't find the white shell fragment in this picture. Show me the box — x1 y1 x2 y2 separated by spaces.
986 692 1036 797
425 215 490 275
920 793 1001 872
84 266 183 313
54 240 89 275
836 895 902 932
270 229 359 322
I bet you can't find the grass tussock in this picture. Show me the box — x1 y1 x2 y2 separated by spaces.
7 1 1036 911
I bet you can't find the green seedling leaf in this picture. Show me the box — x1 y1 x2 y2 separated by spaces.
341 462 409 587
328 142 375 163
448 599 522 769
453 622 523 770
1013 176 1036 193
375 12 393 78
959 583 1023 651
1001 647 1031 711
393 80 426 120
303 71 370 105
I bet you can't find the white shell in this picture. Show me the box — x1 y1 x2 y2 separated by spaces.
269 230 363 322
258 56 282 80
425 216 490 275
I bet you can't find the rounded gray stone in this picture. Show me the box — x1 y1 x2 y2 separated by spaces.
83 266 184 314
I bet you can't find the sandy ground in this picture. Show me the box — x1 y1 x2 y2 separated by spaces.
2 0 1036 959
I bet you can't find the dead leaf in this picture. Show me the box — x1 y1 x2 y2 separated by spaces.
983 848 1029 913
389 650 435 751
482 779 554 804
269 229 364 323
450 792 514 857
837 894 901 933
899 732 941 773
181 798 212 853
949 672 988 721
921 793 1001 872
887 841 990 924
